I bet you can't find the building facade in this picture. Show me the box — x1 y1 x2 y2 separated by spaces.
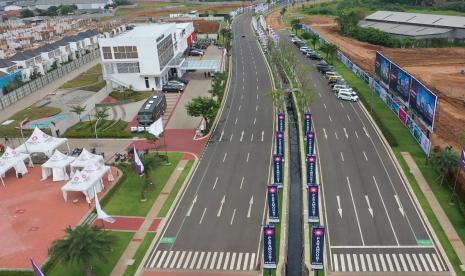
98 23 195 91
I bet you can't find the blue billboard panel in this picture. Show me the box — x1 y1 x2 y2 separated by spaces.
306 132 315 156
409 78 437 132
273 155 283 186
304 113 312 133
311 226 325 270
277 113 285 132
308 185 319 223
375 52 391 87
263 225 277 269
307 155 317 185
389 63 411 105
276 131 284 157
268 185 280 223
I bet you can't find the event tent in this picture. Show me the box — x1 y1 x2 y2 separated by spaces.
70 148 104 171
0 147 32 186
41 150 76 182
16 127 70 157
61 164 113 203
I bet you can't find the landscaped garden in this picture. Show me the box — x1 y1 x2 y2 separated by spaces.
63 119 131 138
0 106 61 138
60 64 105 92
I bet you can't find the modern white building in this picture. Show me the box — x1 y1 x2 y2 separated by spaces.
98 23 196 91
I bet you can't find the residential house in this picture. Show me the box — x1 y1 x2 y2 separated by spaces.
0 58 21 94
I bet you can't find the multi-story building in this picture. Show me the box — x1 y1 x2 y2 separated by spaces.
98 23 195 91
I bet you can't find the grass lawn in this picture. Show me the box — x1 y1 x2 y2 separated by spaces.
60 64 102 90
81 81 106 92
114 2 197 17
158 160 194 217
110 91 152 103
46 231 134 276
123 232 156 276
103 152 183 217
0 106 61 138
63 119 131 138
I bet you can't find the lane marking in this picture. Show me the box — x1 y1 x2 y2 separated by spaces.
219 130 224 141
346 176 365 245
217 195 226 217
336 195 342 218
250 133 254 142
230 209 236 225
241 94 244 100
186 194 198 217
246 152 250 162
256 94 259 100
363 126 370 138
340 152 344 162
222 152 227 162
230 133 234 142
199 208 207 224
238 105 241 111
256 105 258 111
365 195 373 218
323 103 327 109
240 130 244 142
329 115 332 122
253 117 256 125
235 117 238 125
240 176 245 189
373 176 400 245
335 132 339 140
363 151 368 161
213 177 218 190
394 194 405 217
323 128 327 139
355 130 359 139
319 92 322 98
343 127 349 139
261 130 264 142
347 114 351 121
247 196 254 218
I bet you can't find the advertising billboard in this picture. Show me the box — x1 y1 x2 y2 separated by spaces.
267 185 280 223
263 225 277 269
375 52 391 87
311 226 325 270
308 185 319 223
409 78 437 131
389 63 411 104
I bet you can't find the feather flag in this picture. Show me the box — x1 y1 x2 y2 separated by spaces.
148 118 164 138
94 189 115 223
134 146 144 176
30 259 45 276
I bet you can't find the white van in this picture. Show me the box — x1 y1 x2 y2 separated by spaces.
337 90 358 102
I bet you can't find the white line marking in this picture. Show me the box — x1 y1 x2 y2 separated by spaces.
419 254 428 271
366 254 373 271
330 245 434 249
426 254 436 271
340 254 346 271
399 254 408 271
366 195 374 217
216 252 223 270
373 254 380 271
392 254 401 271
176 251 186 268
319 92 322 98
230 209 236 225
433 254 443 271
229 252 236 270
373 176 400 244
353 254 360 271
347 114 351 121
240 130 244 142
163 251 173 268
253 117 256 125
247 196 254 218
236 253 243 270
250 253 255 270
256 85 259 91
343 127 348 139
412 254 422 271
213 177 219 190
250 133 254 142
238 105 241 111
363 151 368 161
240 176 245 189
223 252 230 270
243 253 249 270
186 195 197 216
395 194 405 217
222 152 227 162
355 130 359 139
340 152 344 162
329 115 332 122
336 195 342 218
334 254 339 271
255 105 258 111
246 152 250 162
189 252 198 269
182 251 192 269
361 254 367 271
363 126 370 138
196 252 205 269
347 176 365 245
335 132 339 140
386 254 394 271
205 252 213 269
199 208 207 224
217 195 226 217
241 94 244 100
219 130 224 141
170 251 180 268
406 254 414 271
261 130 264 142
346 254 353 271
230 133 233 142
235 117 238 125
256 94 259 100
323 128 327 139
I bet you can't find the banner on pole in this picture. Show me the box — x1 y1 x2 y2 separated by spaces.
307 155 317 185
311 226 325 270
304 113 312 133
263 225 277 269
308 185 319 223
306 132 315 156
278 113 285 132
276 131 284 157
273 155 283 187
268 185 280 222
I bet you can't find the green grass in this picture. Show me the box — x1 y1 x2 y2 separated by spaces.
0 271 34 276
123 232 156 276
0 106 61 138
46 231 134 276
158 160 194 217
60 64 102 89
63 119 131 138
114 2 197 17
81 81 106 92
110 91 152 103
103 152 183 216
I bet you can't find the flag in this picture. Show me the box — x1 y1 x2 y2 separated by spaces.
94 189 115 223
134 146 144 176
148 118 164 138
30 259 45 276
460 149 465 172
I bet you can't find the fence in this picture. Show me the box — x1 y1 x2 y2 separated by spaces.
300 24 432 155
0 50 100 111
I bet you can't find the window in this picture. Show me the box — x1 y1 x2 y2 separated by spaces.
104 63 114 74
157 35 174 70
113 46 138 59
144 77 149 88
102 46 112 59
116 62 140 74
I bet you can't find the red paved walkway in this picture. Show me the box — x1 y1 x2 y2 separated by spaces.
93 216 144 231
148 218 161 232
131 129 208 159
144 272 258 276
0 166 117 269
100 95 118 104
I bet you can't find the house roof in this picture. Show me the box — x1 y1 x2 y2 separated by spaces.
34 0 108 5
365 11 465 29
358 20 452 36
0 59 16 68
8 50 39 61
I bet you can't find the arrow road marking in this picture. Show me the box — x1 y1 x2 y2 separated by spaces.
261 131 264 142
340 152 344 162
337 195 342 218
247 196 254 218
219 130 224 141
240 177 245 189
329 115 333 122
222 152 227 163
335 132 339 140
343 128 349 139
217 195 226 217
212 177 218 190
186 195 198 217
240 130 244 142
323 103 327 109
365 195 373 218
323 128 328 139
363 126 370 138
230 209 236 225
199 208 207 224
395 195 405 217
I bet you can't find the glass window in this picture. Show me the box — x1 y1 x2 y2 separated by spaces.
113 45 138 59
102 46 112 59
116 62 140 74
157 35 174 70
104 63 114 74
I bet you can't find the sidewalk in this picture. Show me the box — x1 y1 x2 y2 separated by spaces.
1 58 99 120
110 159 191 276
402 152 465 272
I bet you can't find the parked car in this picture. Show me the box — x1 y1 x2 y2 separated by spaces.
167 80 186 87
162 84 184 93
168 76 189 84
307 53 322 60
291 37 301 43
337 90 358 102
299 46 310 53
189 49 204 56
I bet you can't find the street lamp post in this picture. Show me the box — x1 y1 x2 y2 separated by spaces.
94 117 101 151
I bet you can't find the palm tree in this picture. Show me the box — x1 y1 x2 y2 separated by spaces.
430 147 459 186
309 33 319 50
290 18 301 34
70 105 86 122
95 107 110 121
48 224 117 276
327 43 338 64
266 89 285 112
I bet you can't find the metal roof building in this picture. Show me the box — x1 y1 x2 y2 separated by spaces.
359 11 465 39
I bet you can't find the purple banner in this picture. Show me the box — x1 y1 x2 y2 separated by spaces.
268 185 280 223
278 113 285 132
306 132 315 156
263 225 277 269
308 185 319 223
307 155 317 185
304 113 312 133
276 131 284 157
311 226 325 270
460 150 465 172
273 155 283 186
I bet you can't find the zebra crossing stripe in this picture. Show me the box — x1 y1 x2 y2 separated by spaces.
157 251 167 268
333 254 339 271
223 252 230 270
385 254 394 271
183 251 192 269
346 255 353 271
340 254 346 271
433 253 443 271
170 251 180 268
237 253 243 270
399 254 408 271
216 252 224 270
196 252 205 270
189 252 199 269
229 253 237 270
379 254 387 271
204 252 212 270
150 251 161 268
352 254 359 271
360 254 367 271
250 253 256 270
419 254 428 271
426 254 436 272
412 254 422 272
176 251 186 269
243 253 249 270
406 254 414 271
392 254 401 271
372 254 380 271
366 254 373 271
163 251 173 268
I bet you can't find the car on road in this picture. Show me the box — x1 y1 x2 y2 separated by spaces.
162 84 184 93
325 71 339 79
189 49 204 56
332 84 350 92
337 90 358 102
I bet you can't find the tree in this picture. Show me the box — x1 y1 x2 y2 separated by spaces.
301 31 312 40
290 18 301 34
47 6 58 16
280 7 287 16
58 4 76 15
309 33 319 49
185 96 218 131
336 8 366 35
21 9 34 18
266 89 285 112
430 147 460 186
95 107 110 121
326 43 338 63
70 105 86 122
48 225 117 276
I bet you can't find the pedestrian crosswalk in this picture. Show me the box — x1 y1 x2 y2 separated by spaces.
332 253 445 272
145 250 257 271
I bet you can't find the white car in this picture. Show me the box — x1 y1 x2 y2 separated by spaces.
167 80 185 87
332 84 350 92
337 90 358 102
291 38 301 43
299 46 310 53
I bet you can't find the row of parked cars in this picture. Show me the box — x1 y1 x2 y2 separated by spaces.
290 33 322 60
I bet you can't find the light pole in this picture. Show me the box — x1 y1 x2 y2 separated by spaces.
94 117 101 151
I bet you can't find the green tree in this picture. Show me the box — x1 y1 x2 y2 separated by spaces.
309 33 319 49
301 31 312 40
47 5 59 16
336 8 366 35
326 43 338 63
266 89 285 112
20 9 34 18
430 147 460 186
59 4 76 15
290 18 301 34
186 96 218 130
48 225 117 276
70 105 86 122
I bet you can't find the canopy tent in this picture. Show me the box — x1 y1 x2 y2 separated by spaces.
70 148 104 171
16 127 70 157
41 150 76 182
0 147 32 186
61 164 113 203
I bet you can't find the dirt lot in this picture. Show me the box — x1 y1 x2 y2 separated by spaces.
268 9 465 149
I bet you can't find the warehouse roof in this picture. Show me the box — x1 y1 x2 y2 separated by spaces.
35 0 107 5
365 11 465 29
358 20 452 36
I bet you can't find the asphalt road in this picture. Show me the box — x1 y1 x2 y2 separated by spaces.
143 13 273 273
279 31 450 275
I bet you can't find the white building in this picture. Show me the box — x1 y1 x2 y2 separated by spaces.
98 23 195 91
34 0 109 10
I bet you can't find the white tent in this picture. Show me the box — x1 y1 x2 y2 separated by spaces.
61 164 113 203
16 127 70 157
0 147 32 186
70 148 104 171
41 150 76 182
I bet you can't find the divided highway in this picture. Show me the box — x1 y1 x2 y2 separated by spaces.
143 14 273 274
279 31 451 275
